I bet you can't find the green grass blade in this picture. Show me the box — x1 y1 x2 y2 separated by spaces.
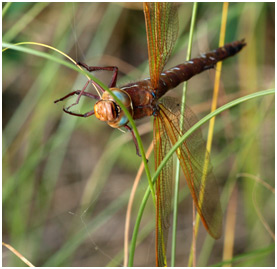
154 89 274 184
3 3 50 42
2 2 12 17
128 88 274 266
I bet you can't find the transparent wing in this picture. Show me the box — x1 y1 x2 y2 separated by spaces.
143 3 179 89
153 112 173 267
158 97 222 239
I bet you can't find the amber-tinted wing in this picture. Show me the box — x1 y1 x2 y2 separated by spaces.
153 111 173 267
143 3 179 90
158 97 222 239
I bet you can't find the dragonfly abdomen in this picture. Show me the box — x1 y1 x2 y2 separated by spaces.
155 40 246 99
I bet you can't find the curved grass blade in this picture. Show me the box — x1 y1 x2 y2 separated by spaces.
128 88 274 266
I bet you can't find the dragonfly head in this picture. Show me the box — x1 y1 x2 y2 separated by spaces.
94 88 133 128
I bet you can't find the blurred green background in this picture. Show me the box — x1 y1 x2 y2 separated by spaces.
2 2 274 267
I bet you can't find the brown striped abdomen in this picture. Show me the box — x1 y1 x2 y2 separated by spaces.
155 39 246 99
120 40 246 120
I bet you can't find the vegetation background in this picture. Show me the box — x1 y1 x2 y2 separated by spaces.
3 2 275 267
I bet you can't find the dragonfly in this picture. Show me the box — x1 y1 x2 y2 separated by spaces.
55 3 246 266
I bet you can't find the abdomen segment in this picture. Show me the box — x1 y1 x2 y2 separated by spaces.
155 39 246 99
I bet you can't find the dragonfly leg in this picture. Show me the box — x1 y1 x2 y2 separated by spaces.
57 79 91 111
78 62 118 88
55 79 101 117
124 125 141 157
56 78 103 112
63 107 95 118
54 90 100 104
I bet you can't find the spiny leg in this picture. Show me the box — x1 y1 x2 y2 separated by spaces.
65 80 91 111
55 62 118 109
124 125 141 157
63 107 95 118
54 90 100 104
55 78 104 111
78 62 118 88
55 87 99 118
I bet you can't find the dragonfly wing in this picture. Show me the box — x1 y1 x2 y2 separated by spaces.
158 97 222 239
154 112 173 267
143 3 179 89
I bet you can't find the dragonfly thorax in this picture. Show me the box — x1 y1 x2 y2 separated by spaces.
94 88 133 128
